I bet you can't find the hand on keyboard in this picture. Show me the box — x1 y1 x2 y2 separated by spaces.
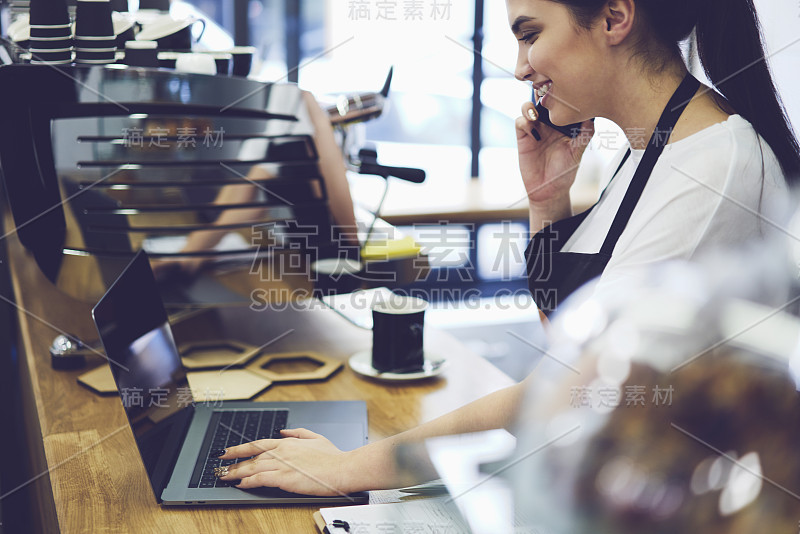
216 427 353 496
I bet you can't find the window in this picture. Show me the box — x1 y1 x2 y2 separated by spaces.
180 0 625 291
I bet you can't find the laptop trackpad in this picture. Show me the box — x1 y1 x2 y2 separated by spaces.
301 423 366 452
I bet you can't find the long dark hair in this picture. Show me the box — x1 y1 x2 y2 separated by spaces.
551 0 800 184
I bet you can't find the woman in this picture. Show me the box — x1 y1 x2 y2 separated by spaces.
214 0 800 495
519 0 798 317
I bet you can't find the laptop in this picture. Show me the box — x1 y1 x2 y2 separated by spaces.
92 250 369 506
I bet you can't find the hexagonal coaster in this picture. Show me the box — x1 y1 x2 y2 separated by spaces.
246 351 342 383
186 369 272 401
180 339 261 369
77 364 117 394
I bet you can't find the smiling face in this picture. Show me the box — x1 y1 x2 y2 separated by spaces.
507 0 612 126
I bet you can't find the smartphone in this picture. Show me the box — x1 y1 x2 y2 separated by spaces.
531 87 587 139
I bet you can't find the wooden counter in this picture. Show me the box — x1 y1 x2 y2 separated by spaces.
5 228 514 532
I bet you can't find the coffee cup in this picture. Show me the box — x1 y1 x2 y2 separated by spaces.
29 24 72 39
138 0 170 10
371 295 427 373
157 51 179 69
74 36 116 49
29 0 70 26
29 37 73 50
124 40 158 67
74 0 115 39
30 49 72 64
75 47 116 63
206 52 232 75
112 12 138 48
218 46 256 77
136 15 205 51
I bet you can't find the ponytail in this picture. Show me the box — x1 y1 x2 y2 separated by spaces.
695 0 800 184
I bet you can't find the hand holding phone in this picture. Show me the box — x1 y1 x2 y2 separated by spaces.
515 92 595 211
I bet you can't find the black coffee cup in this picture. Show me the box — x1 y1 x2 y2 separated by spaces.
29 0 71 26
74 37 116 49
75 48 115 63
75 0 114 39
157 51 178 69
123 40 159 67
114 25 136 48
207 52 232 75
371 295 427 373
29 37 72 50
113 13 139 49
30 49 72 63
29 46 73 54
137 17 205 52
139 0 170 10
29 24 72 39
221 46 255 77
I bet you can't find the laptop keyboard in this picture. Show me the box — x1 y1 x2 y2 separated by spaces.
189 409 288 489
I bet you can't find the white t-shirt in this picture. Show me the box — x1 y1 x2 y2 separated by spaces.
562 114 790 297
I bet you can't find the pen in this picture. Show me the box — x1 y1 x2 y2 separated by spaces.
330 519 350 532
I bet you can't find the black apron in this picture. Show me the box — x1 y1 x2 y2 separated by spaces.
525 73 701 317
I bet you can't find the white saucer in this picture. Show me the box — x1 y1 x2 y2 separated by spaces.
348 351 447 381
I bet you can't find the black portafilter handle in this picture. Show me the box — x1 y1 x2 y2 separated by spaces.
356 147 426 183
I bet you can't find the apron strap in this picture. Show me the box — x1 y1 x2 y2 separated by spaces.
599 74 701 256
597 148 632 202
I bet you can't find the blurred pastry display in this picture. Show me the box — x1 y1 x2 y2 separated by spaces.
509 250 800 534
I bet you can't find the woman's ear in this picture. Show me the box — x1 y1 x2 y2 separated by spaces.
603 0 635 45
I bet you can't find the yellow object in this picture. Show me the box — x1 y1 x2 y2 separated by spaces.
361 235 422 261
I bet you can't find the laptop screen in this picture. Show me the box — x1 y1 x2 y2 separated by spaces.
92 250 194 497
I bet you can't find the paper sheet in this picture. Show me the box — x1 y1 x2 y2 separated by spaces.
319 498 470 533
